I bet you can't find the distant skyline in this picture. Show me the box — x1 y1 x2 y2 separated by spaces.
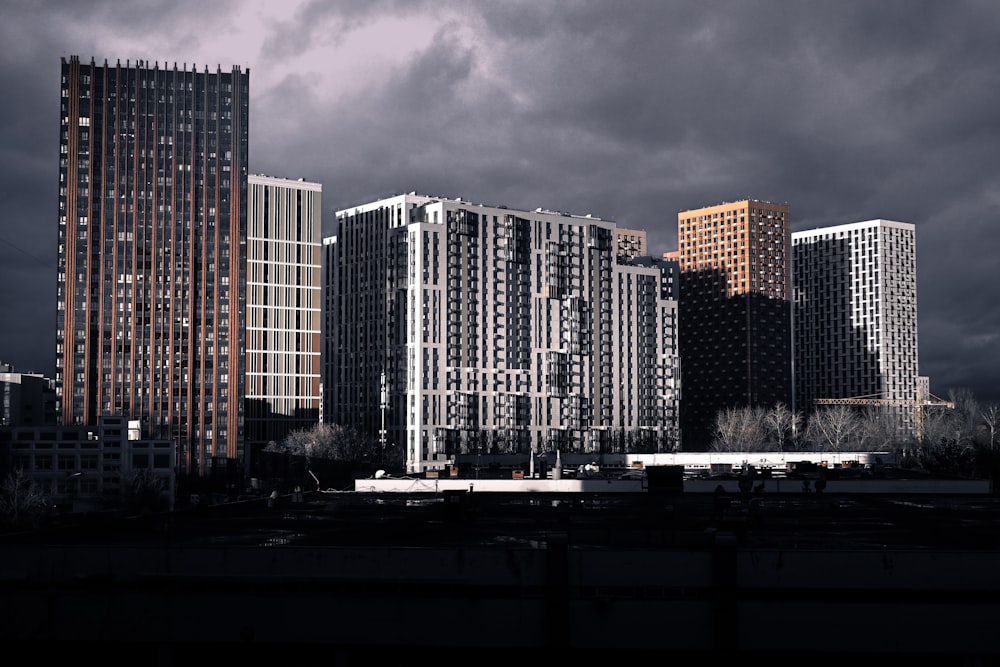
1 0 998 404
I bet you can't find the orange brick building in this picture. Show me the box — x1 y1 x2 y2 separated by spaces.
675 199 792 449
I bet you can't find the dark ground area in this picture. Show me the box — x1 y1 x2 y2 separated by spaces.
8 486 1000 551
6 488 1000 665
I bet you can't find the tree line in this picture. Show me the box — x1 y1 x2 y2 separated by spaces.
266 388 1000 474
709 388 1000 476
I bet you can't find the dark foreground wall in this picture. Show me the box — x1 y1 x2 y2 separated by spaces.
2 539 999 665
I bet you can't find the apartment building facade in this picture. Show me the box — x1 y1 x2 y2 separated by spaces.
55 56 249 476
245 175 323 464
676 199 792 450
615 227 647 262
324 194 679 472
792 219 919 432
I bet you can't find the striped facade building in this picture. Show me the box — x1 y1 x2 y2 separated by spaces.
245 175 323 459
324 194 679 473
792 219 919 432
55 56 249 476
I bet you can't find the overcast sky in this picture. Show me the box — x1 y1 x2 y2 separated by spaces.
1 0 998 405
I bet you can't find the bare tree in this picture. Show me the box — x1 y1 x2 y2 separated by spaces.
919 404 977 475
711 407 742 452
711 406 767 452
745 406 770 451
0 469 50 527
922 407 960 449
763 402 801 451
121 468 170 515
949 387 981 443
266 423 375 464
983 404 1000 451
805 405 863 451
858 406 906 451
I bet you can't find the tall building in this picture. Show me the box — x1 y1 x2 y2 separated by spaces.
245 175 323 464
621 253 682 451
676 199 792 450
55 56 249 477
792 219 918 432
324 194 679 472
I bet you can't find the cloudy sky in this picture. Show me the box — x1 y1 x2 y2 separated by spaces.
1 0 998 404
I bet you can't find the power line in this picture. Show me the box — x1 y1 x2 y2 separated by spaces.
0 235 51 266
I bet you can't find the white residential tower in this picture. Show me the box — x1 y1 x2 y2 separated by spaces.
792 219 918 433
323 194 679 473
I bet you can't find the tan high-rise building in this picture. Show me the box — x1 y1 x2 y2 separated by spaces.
676 199 792 449
245 175 323 465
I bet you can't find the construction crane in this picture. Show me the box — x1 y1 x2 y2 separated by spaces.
814 393 955 441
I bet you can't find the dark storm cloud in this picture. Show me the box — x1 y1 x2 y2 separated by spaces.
1 0 998 404
1 3 65 375
259 0 435 60
0 0 242 376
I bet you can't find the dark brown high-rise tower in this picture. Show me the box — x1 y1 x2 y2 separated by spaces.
56 56 249 476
